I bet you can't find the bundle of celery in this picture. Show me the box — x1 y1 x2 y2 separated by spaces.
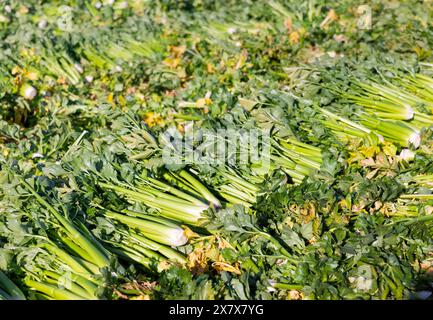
79 34 164 74
20 184 112 299
19 240 106 300
40 52 82 86
205 166 263 207
92 209 187 270
98 168 220 225
399 74 433 108
316 107 383 146
1 0 433 302
330 74 433 147
270 136 322 184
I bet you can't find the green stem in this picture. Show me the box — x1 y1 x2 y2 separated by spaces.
24 279 87 300
0 271 25 300
20 178 110 268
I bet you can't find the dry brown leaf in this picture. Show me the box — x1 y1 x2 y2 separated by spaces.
284 17 293 32
288 290 303 300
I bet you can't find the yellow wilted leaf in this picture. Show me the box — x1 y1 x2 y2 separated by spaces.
235 49 248 70
183 226 199 239
19 47 35 58
187 235 238 275
18 6 29 15
24 70 38 81
158 260 173 271
299 202 316 223
320 9 338 29
207 63 215 73
216 237 233 250
308 236 317 244
206 247 220 261
169 45 186 58
196 92 212 108
163 57 181 69
119 94 126 105
289 31 300 44
382 142 397 156
11 66 21 75
212 262 241 275
107 93 114 105
188 247 209 275
196 98 207 108
177 123 185 134
360 145 380 158
130 295 151 300
56 76 67 85
144 112 164 127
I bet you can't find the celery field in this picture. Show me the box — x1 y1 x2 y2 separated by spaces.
0 0 433 300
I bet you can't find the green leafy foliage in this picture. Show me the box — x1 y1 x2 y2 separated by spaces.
0 0 433 301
